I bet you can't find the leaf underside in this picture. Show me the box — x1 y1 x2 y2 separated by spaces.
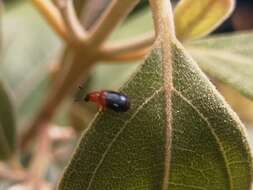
58 41 252 189
187 31 253 101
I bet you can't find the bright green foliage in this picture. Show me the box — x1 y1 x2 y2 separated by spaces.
58 41 252 190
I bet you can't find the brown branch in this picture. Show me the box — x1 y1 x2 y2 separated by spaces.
32 0 70 43
149 1 175 190
88 0 141 47
29 126 52 189
21 0 142 150
149 0 175 38
0 128 53 188
0 156 26 182
0 163 27 182
99 32 154 61
54 0 87 44
20 51 96 149
80 0 111 29
102 32 154 55
99 47 150 62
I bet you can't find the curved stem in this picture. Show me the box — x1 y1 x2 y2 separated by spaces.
101 32 154 56
20 50 96 149
99 47 150 62
0 164 27 182
32 0 70 43
80 0 111 29
88 0 140 47
55 0 87 43
149 0 175 38
149 1 175 190
29 127 51 187
24 0 142 150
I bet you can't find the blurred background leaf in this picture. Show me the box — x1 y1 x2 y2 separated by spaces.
1 2 61 126
215 83 253 124
0 80 16 160
175 0 235 41
187 32 253 100
186 32 253 126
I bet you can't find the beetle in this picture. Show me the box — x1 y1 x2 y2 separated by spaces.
84 90 131 112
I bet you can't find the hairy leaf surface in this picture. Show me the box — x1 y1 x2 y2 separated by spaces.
58 40 252 189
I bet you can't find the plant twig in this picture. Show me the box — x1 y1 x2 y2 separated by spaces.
29 126 52 189
101 33 155 61
8 155 24 171
88 0 140 47
99 47 150 62
32 0 70 43
54 0 87 44
80 0 111 29
21 0 141 150
20 51 95 149
149 0 175 190
149 0 175 38
0 155 26 182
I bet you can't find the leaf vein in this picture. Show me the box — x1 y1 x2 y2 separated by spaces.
173 87 232 189
86 87 163 190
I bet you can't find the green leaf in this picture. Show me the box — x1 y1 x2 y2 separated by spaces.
186 31 253 101
74 9 153 121
175 0 235 41
0 80 16 160
58 41 252 189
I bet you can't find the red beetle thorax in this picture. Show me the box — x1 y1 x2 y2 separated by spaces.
88 91 107 107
